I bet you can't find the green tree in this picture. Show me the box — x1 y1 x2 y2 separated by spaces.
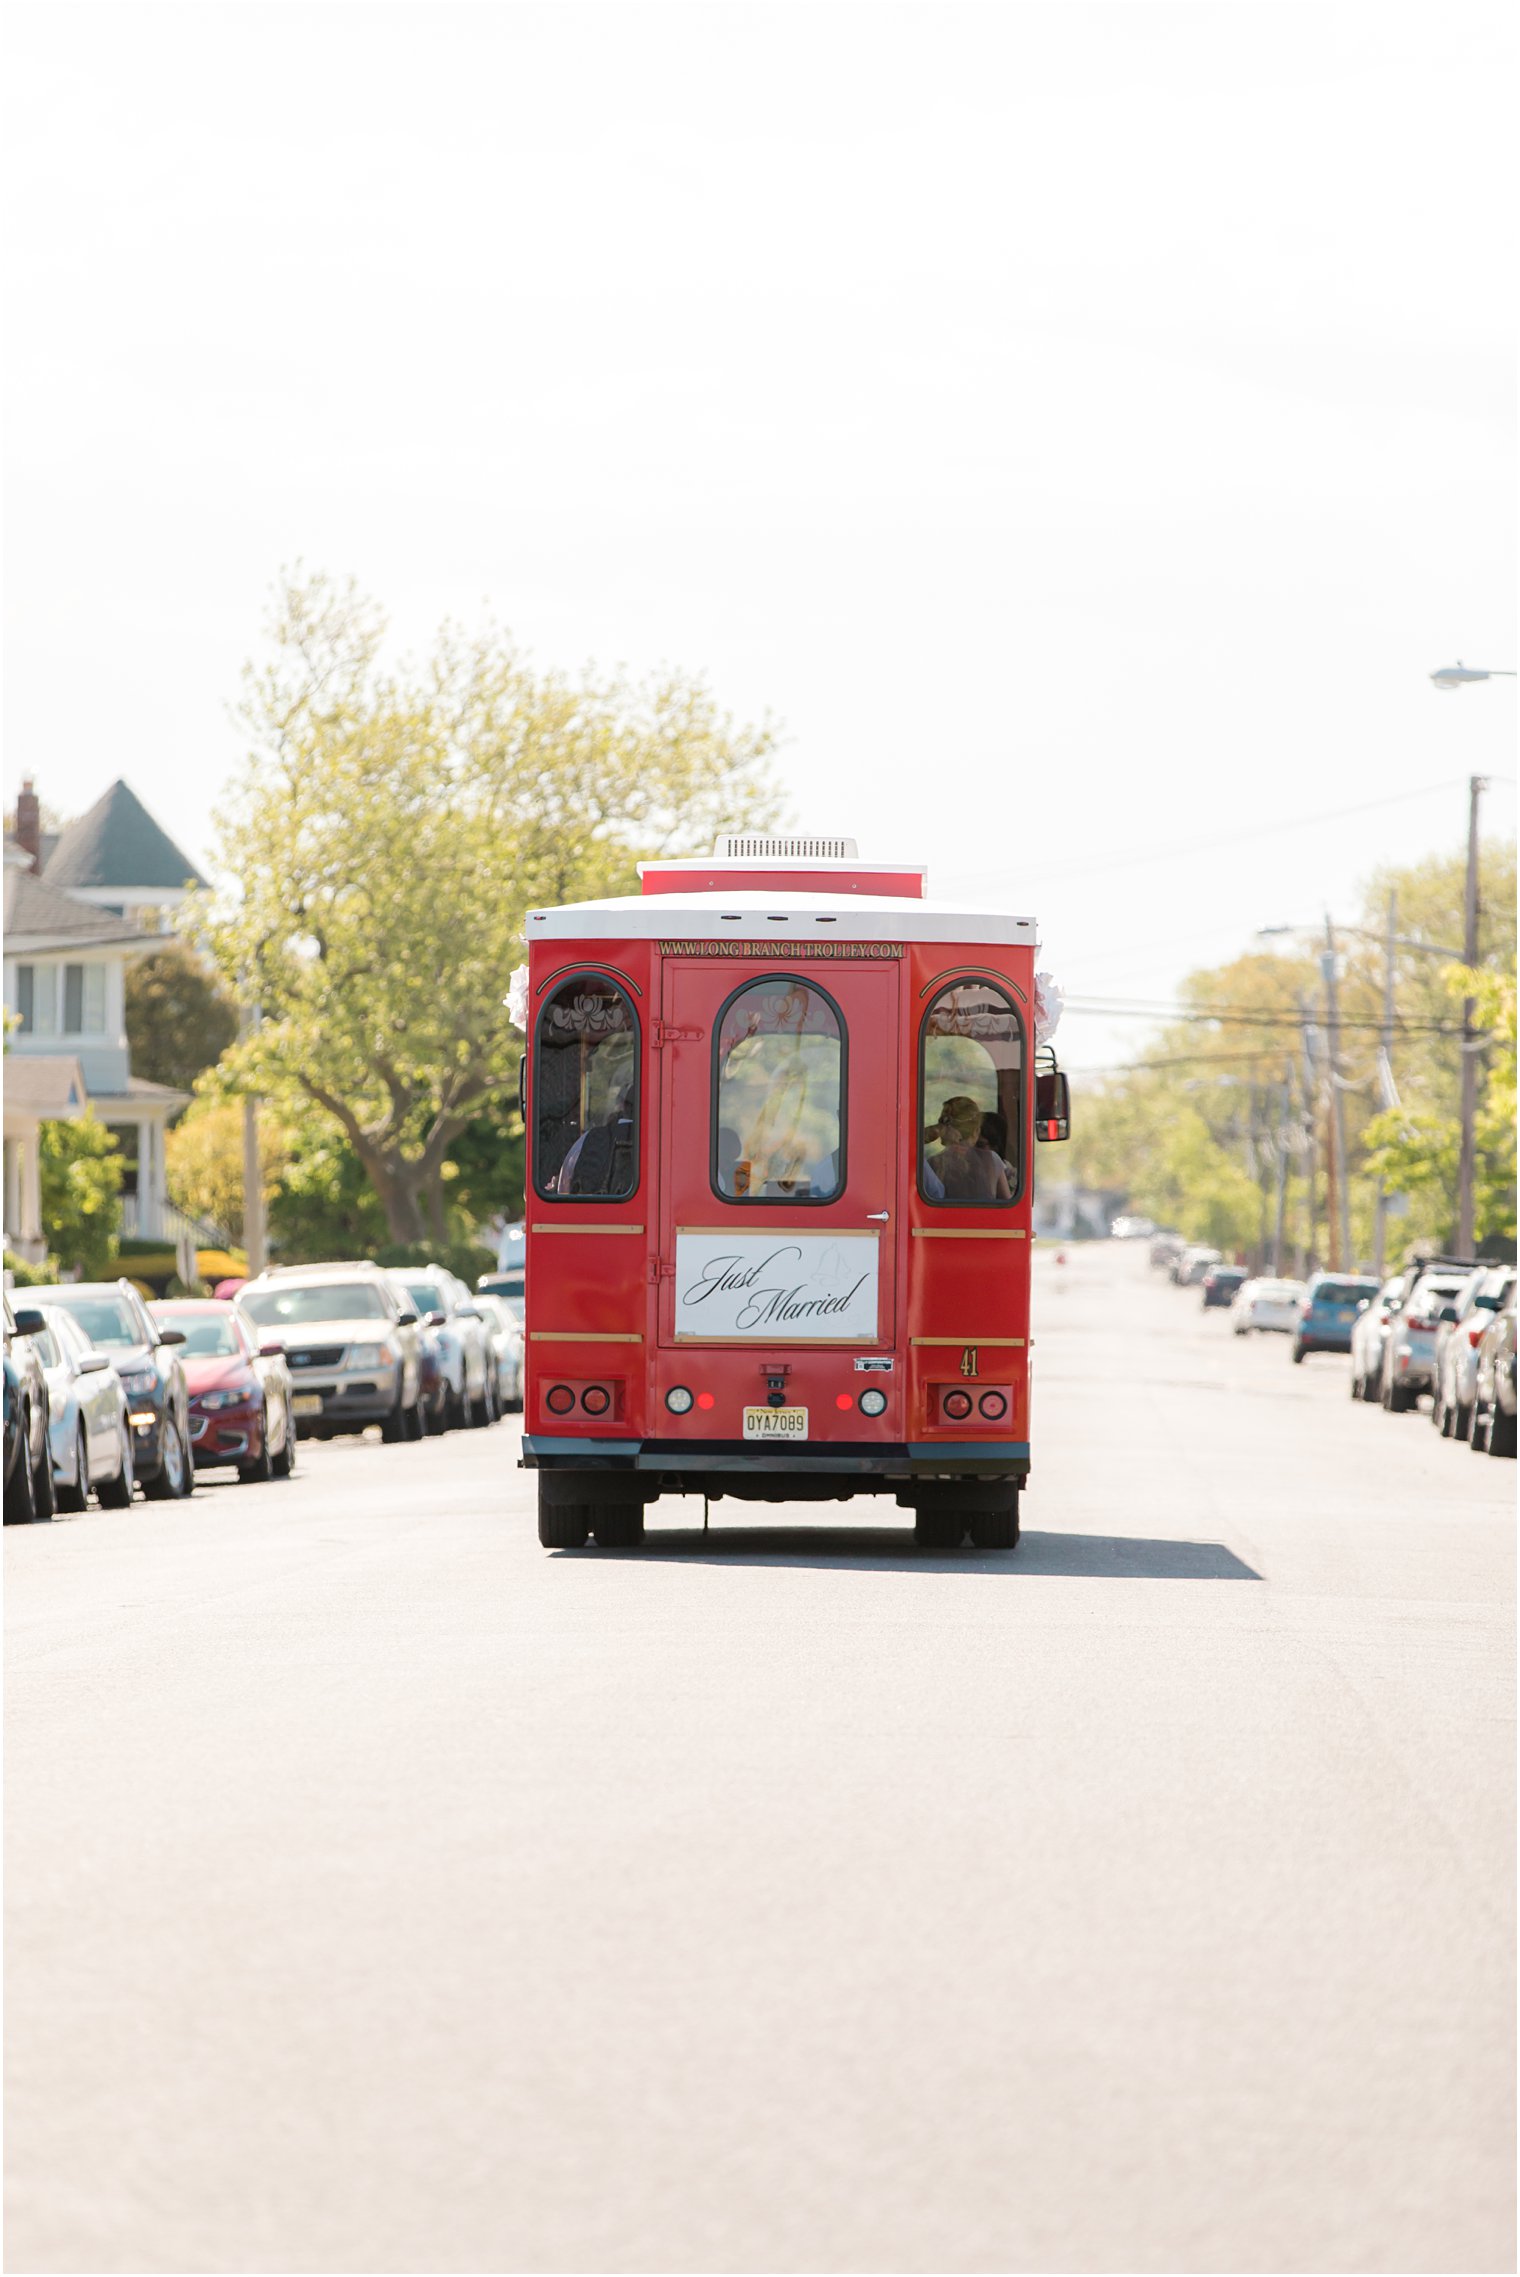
125 941 239 1095
1062 840 1516 1271
196 573 783 1243
39 1115 123 1278
165 1094 289 1243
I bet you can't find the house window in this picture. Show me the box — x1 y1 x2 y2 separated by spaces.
62 963 105 1034
20 962 58 1036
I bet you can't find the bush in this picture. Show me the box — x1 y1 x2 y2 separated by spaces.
4 1249 55 1287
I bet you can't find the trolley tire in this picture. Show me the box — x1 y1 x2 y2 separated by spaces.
1291 1347 1305 1365
539 1500 590 1550
591 1505 645 1549
1489 1407 1517 1459
1349 1368 1362 1400
969 1502 1021 1552
914 1508 964 1552
1470 1404 1490 1453
1454 1401 1473 1443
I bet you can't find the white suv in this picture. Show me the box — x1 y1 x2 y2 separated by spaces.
239 1264 424 1442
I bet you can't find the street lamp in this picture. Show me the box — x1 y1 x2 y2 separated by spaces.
1429 662 1516 691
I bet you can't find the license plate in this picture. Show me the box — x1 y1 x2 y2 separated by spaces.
743 1405 808 1441
291 1394 325 1417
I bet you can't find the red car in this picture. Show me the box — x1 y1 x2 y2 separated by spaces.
149 1300 296 1484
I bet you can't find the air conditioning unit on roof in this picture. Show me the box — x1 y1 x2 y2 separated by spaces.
713 834 859 860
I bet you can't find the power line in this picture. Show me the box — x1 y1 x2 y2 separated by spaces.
944 777 1485 891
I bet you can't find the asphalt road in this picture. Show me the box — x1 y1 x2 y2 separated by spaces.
5 1244 1514 2274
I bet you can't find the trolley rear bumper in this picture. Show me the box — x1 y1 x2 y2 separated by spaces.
523 1433 1030 1478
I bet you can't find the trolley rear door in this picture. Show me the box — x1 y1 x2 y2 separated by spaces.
656 959 899 1357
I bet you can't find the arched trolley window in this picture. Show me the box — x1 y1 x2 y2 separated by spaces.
919 978 1025 1205
712 977 845 1204
533 973 639 1201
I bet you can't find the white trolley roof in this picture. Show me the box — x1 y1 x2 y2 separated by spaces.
527 889 1038 946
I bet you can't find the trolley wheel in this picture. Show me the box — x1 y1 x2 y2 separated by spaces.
969 1500 1021 1551
591 1505 645 1550
913 1507 964 1552
538 1491 589 1549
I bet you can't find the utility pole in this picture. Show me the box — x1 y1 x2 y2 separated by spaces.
1372 889 1397 1278
1271 1065 1291 1278
1297 999 1318 1276
240 988 266 1277
1455 774 1485 1253
1320 920 1352 1269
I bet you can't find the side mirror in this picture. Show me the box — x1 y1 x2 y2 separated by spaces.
1034 1068 1071 1143
258 1341 285 1360
455 1304 481 1320
12 1307 46 1336
79 1352 111 1374
1438 1303 1459 1325
157 1327 186 1347
425 1310 448 1329
395 1309 418 1328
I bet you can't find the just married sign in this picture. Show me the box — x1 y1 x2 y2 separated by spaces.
672 1231 880 1342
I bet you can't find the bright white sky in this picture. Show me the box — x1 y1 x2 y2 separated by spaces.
4 0 1514 1071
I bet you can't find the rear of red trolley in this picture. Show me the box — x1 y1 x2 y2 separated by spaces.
520 837 1068 1550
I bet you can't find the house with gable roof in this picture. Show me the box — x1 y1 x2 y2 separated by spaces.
4 778 204 1262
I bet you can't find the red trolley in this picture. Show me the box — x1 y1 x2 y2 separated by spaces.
519 836 1069 1550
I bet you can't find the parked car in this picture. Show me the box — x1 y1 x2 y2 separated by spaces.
1111 1214 1156 1240
1350 1274 1405 1402
151 1300 296 1483
4 1295 54 1523
1230 1277 1307 1336
1201 1265 1248 1309
1149 1232 1186 1272
33 1281 192 1498
1174 1246 1222 1287
1470 1298 1517 1458
1378 1257 1482 1414
385 1266 496 1429
239 1263 423 1441
473 1291 524 1411
1433 1265 1516 1439
35 1305 134 1511
1292 1273 1380 1363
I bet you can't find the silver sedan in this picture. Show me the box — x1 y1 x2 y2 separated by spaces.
36 1305 135 1511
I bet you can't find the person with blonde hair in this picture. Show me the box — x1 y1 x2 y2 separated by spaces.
923 1094 1010 1203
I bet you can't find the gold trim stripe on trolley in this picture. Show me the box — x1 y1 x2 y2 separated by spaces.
911 1227 1026 1239
530 1331 644 1344
911 1337 1026 1348
531 1223 645 1235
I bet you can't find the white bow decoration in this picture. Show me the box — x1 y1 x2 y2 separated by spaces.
1034 970 1063 1046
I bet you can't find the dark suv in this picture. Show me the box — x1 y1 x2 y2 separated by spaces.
32 1281 192 1498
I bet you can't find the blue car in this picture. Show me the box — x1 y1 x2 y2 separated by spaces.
1293 1273 1381 1362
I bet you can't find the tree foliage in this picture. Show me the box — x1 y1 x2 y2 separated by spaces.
196 574 784 1243
164 1096 290 1243
1063 843 1517 1269
38 1115 123 1279
125 941 239 1096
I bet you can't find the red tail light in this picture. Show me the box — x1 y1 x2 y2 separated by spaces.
1468 1326 1485 1347
1407 1317 1436 1333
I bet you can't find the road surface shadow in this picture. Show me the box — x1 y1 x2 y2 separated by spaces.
565 1528 1261 1579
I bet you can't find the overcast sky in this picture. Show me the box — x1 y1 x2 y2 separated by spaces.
4 0 1514 1070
